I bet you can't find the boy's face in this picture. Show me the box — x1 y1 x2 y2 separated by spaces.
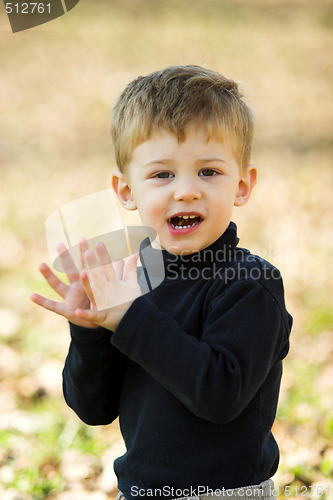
114 126 256 255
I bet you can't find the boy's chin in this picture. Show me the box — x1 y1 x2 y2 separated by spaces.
162 242 202 256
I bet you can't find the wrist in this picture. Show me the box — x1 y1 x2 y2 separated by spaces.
69 322 112 342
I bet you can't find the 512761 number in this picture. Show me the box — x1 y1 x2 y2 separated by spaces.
5 3 51 14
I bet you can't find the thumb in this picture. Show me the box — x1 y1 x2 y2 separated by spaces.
123 252 139 282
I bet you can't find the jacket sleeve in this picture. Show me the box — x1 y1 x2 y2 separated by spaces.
111 277 291 424
62 323 126 425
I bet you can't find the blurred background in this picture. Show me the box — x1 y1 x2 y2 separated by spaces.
1 0 332 498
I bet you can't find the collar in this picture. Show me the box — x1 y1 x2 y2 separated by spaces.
139 222 239 284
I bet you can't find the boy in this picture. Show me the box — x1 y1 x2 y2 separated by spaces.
32 65 292 500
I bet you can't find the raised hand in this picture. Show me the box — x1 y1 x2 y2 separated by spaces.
31 240 99 329
76 242 141 331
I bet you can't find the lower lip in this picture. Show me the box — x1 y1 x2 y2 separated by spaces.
167 220 203 236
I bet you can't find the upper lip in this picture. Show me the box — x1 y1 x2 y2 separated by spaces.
167 211 204 220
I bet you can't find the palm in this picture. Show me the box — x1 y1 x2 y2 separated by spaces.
62 279 96 327
31 241 99 329
75 243 141 332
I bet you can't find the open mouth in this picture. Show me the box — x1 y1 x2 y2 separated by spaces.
168 214 202 230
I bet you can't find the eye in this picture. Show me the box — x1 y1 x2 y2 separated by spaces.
155 171 173 179
199 168 217 177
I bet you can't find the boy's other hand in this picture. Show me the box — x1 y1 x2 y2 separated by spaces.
76 243 141 332
31 240 99 329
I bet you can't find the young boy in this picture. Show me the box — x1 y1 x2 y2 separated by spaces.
32 65 292 500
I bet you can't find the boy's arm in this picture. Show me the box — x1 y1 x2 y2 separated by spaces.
62 323 126 425
110 277 292 424
31 241 129 424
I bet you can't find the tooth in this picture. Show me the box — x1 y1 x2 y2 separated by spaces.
183 215 189 219
189 215 196 219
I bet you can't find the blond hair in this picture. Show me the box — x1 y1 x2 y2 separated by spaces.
111 65 254 172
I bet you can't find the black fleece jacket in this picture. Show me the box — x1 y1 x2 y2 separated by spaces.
62 222 292 499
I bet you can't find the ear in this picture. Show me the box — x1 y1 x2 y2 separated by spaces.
111 170 137 211
234 164 257 207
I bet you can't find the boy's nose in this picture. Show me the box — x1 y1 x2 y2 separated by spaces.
173 176 202 201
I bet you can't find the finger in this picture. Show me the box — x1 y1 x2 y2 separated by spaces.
56 242 80 283
113 258 125 281
95 241 112 266
31 293 65 316
39 263 68 299
95 242 115 282
80 269 97 308
81 249 111 309
84 249 108 286
75 307 108 325
123 252 139 282
83 248 98 269
79 238 90 270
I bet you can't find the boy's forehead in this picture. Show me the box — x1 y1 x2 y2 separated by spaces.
125 125 240 176
130 124 236 160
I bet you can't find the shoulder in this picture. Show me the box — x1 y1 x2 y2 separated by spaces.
225 247 284 289
209 249 292 332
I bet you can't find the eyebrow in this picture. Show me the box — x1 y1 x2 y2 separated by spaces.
197 157 228 164
142 159 172 167
142 157 228 168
